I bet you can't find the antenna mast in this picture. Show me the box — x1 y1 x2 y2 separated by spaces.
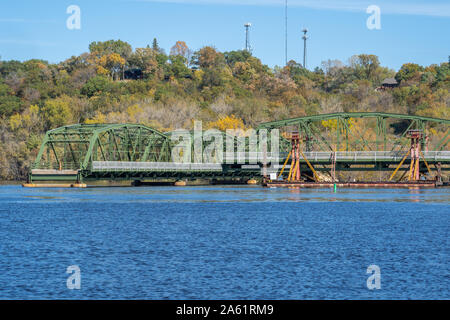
244 22 252 53
302 28 308 69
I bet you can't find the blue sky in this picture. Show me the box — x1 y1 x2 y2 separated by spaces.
0 0 449 70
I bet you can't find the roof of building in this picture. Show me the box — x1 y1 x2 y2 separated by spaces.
382 77 398 85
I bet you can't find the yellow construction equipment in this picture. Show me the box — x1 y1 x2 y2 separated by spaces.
277 150 291 179
389 149 410 181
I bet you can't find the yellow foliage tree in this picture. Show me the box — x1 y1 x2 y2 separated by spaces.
322 118 355 131
84 112 107 124
97 53 126 80
40 97 74 129
96 66 110 76
126 104 144 123
207 115 245 131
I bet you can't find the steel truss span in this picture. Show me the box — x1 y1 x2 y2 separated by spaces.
257 112 450 153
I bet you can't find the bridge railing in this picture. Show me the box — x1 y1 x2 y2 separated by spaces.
92 161 223 172
301 151 450 162
223 152 279 163
223 151 450 162
90 151 450 171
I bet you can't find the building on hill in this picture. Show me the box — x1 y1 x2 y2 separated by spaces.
382 78 399 88
124 68 143 80
376 77 399 91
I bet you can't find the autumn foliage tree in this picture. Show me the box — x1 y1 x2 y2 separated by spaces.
170 41 192 66
96 53 126 80
207 115 245 131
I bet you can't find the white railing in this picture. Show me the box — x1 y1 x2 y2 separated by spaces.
92 151 450 172
223 152 278 163
223 151 450 162
301 151 450 161
92 161 222 171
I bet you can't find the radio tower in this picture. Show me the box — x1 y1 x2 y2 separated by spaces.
244 22 252 53
302 28 308 69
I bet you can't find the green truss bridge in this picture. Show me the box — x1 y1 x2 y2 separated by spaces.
28 112 450 185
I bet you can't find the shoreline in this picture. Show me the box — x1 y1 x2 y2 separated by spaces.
0 181 23 185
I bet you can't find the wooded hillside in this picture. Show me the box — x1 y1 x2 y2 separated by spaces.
0 39 449 180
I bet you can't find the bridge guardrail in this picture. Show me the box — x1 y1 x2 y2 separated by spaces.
92 161 223 172
91 151 450 172
37 151 450 172
223 151 450 162
301 151 450 161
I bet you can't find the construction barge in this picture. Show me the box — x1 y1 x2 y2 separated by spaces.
263 180 441 189
263 129 445 189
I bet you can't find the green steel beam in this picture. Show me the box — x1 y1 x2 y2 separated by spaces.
258 112 449 154
33 133 49 168
257 112 450 129
436 129 449 151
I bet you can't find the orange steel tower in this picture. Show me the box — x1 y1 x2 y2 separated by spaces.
408 130 422 181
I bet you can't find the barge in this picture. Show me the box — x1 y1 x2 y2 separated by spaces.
263 180 439 188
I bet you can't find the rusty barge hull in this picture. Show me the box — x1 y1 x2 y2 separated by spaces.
264 181 438 188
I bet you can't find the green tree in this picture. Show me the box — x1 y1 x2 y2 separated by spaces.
168 55 191 79
349 54 380 81
192 46 226 69
434 62 449 84
0 82 22 116
81 75 113 97
0 60 24 77
395 63 424 83
224 50 252 67
128 47 158 78
89 40 132 60
152 38 164 54
286 60 312 80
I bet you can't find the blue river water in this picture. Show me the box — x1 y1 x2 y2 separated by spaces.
0 184 448 300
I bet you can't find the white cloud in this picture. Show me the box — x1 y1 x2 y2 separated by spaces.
133 0 450 17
